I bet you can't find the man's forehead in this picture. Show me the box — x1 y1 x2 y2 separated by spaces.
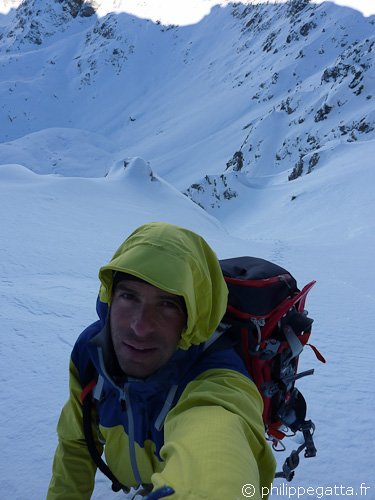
116 279 157 291
115 279 179 299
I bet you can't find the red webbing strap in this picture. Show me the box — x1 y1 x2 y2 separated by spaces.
227 304 272 321
306 343 326 363
80 379 96 404
224 274 292 287
296 333 326 363
261 281 316 340
298 332 311 346
297 281 315 312
261 360 272 423
242 328 253 377
267 423 287 441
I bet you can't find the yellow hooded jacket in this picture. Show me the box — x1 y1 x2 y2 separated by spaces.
47 222 276 500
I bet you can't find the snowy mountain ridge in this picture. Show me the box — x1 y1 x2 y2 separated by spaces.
182 1 375 209
1 0 374 214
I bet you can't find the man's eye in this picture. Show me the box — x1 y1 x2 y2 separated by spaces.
163 301 178 309
121 293 135 300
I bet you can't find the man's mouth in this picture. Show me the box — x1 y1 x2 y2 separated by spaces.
123 341 157 356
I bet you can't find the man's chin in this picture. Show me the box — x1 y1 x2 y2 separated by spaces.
121 362 158 379
119 352 161 379
115 340 174 378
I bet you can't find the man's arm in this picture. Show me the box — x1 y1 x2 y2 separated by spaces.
152 369 276 500
47 358 102 500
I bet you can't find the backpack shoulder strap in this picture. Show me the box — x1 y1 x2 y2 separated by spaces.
80 359 129 493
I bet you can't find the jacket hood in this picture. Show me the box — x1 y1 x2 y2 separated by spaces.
98 222 228 350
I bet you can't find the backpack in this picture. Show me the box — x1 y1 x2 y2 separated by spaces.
218 256 325 481
81 255 325 489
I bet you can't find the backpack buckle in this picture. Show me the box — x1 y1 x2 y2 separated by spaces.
260 338 281 360
301 420 317 458
250 318 265 351
261 379 280 398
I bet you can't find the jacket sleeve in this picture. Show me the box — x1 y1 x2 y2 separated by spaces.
151 369 276 500
47 358 103 500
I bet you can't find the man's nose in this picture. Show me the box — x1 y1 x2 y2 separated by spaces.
131 303 155 337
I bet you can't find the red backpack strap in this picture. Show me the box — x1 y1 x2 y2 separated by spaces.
80 379 96 404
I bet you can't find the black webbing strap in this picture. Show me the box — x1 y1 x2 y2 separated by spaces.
81 360 129 493
274 420 316 481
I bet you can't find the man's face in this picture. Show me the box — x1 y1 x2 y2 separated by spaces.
110 279 187 378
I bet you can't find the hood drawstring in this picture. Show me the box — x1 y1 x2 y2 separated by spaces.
155 385 179 431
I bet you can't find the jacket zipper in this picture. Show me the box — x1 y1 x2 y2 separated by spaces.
97 347 142 484
122 383 142 484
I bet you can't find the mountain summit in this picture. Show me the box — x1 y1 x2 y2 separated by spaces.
1 0 374 209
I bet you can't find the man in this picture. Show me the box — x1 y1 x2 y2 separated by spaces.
47 222 276 500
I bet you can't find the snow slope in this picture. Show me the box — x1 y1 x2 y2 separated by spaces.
0 1 375 500
1 0 375 193
2 156 374 500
